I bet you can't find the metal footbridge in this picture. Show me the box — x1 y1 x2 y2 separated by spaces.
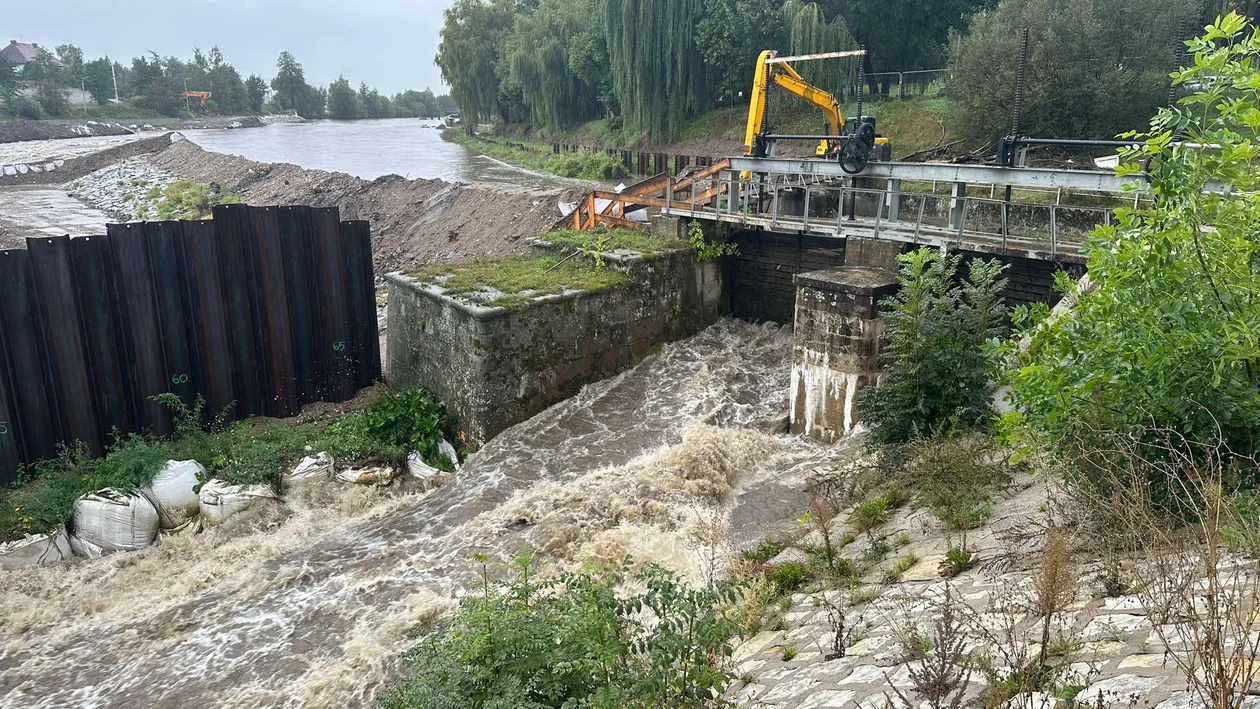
572 156 1154 264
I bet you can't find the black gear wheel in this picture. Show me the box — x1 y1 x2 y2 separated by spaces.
855 121 876 148
839 138 869 174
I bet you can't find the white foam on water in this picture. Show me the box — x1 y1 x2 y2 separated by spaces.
0 319 848 707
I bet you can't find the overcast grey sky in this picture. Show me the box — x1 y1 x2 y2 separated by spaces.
7 0 454 95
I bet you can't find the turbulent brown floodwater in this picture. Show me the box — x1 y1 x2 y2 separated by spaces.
0 320 847 707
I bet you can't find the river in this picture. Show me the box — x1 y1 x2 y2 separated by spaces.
181 118 578 190
0 320 843 707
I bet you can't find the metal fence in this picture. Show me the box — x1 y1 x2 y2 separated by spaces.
0 204 381 484
661 168 1143 261
551 143 720 178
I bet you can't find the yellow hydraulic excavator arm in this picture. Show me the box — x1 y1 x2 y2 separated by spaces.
744 50 848 157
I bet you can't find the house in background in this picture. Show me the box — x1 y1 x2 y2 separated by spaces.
0 41 61 74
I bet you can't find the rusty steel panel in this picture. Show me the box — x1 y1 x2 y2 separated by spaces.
213 204 266 418
180 221 235 422
0 249 58 465
109 223 173 435
340 220 378 390
312 207 355 402
145 221 198 410
0 325 20 481
69 235 133 443
27 236 103 454
248 206 299 418
351 220 382 386
278 206 322 405
0 207 377 482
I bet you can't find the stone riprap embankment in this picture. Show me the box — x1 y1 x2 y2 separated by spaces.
726 471 1260 709
0 119 134 144
67 156 182 221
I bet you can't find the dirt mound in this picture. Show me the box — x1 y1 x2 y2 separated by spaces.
148 140 584 272
0 120 135 144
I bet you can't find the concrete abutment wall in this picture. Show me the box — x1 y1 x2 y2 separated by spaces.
386 220 1080 449
385 248 722 446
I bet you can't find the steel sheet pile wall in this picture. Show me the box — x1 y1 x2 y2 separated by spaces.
0 205 380 484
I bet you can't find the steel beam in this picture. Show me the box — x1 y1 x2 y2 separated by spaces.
726 156 1149 193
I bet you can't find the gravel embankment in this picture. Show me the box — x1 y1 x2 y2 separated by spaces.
67 157 182 221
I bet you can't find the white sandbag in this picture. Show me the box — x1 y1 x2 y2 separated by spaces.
335 466 399 486
198 479 278 526
160 516 202 537
0 525 74 570
287 453 335 487
142 460 204 529
69 534 106 559
406 453 450 491
72 489 160 553
438 439 460 468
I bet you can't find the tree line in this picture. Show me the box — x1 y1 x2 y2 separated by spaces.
0 44 454 121
436 0 992 140
437 0 1211 145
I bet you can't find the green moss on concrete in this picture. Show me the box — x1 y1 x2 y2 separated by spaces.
542 228 686 256
413 255 629 309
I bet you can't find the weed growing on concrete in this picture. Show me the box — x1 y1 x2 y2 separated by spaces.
687 220 738 261
545 229 688 257
884 551 920 584
886 584 974 709
939 546 975 578
849 492 897 540
133 179 242 220
1032 527 1078 667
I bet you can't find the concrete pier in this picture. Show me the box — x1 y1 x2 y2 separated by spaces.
789 266 898 443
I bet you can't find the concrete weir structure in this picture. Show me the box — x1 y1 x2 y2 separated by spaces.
789 267 898 443
385 248 723 445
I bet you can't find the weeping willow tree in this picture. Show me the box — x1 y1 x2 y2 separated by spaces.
435 0 519 124
602 0 709 140
505 0 605 130
781 0 861 98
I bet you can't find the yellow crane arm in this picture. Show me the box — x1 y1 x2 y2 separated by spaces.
743 50 848 157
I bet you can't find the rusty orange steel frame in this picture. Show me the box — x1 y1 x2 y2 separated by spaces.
569 159 731 231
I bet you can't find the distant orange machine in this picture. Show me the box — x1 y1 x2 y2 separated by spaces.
182 90 212 108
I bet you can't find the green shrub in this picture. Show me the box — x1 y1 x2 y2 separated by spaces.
899 434 1008 533
940 546 976 578
136 180 242 221
7 97 45 120
741 538 788 564
0 387 453 541
687 220 737 262
765 561 809 594
543 150 628 180
1001 14 1260 494
858 248 1008 448
381 558 740 708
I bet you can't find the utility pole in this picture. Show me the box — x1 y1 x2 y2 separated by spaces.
109 57 119 102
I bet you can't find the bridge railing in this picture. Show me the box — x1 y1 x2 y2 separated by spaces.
663 169 1129 262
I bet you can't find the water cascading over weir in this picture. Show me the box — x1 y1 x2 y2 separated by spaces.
388 149 1135 443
